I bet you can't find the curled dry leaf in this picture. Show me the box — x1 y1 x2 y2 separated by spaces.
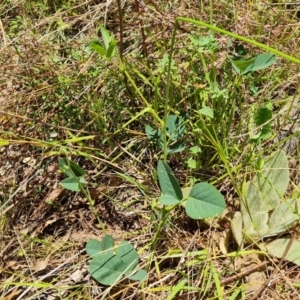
33 250 56 272
46 188 64 203
70 266 88 283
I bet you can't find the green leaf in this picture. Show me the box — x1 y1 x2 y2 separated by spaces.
87 237 146 286
244 53 276 73
185 183 226 219
145 125 160 142
254 150 289 210
188 34 199 46
89 254 127 286
146 115 186 154
60 176 86 192
243 181 269 217
231 212 243 247
189 146 201 154
159 194 180 205
167 141 186 154
86 236 114 258
100 25 111 50
59 158 85 178
267 199 300 236
157 161 183 201
89 40 106 57
231 53 276 75
263 150 289 194
231 57 255 74
101 235 115 251
251 106 272 142
199 107 214 118
116 241 139 276
255 107 272 126
128 269 147 281
187 158 197 169
86 239 102 257
243 211 269 241
106 40 117 58
166 114 186 141
264 239 300 265
242 151 290 242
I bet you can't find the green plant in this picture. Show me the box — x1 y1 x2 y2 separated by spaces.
230 53 276 75
59 158 87 192
146 114 186 154
250 102 273 143
231 150 300 263
176 17 300 65
59 157 107 231
157 160 225 219
89 25 118 60
86 235 147 286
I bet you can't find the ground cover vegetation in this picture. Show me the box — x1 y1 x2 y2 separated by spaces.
0 0 300 299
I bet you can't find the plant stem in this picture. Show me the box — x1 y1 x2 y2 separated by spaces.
177 17 300 65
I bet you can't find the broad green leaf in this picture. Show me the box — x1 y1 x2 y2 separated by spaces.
254 150 289 210
157 161 183 201
261 150 289 194
146 116 186 154
255 107 272 126
86 236 114 258
89 254 127 286
128 269 147 281
189 146 201 154
243 53 276 74
159 194 180 205
185 183 225 219
199 107 214 118
59 158 85 178
231 57 255 74
251 106 272 141
264 239 300 265
181 187 191 199
106 40 117 58
231 53 276 75
240 183 269 242
116 241 139 276
145 125 160 141
267 199 300 236
242 151 292 242
231 212 243 247
100 25 111 50
244 181 269 217
89 40 106 57
167 141 186 154
187 158 197 169
244 211 269 239
60 176 86 192
100 235 115 251
86 239 102 257
166 114 186 141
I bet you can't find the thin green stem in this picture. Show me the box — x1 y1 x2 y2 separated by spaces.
177 17 300 65
163 20 179 161
122 67 163 125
